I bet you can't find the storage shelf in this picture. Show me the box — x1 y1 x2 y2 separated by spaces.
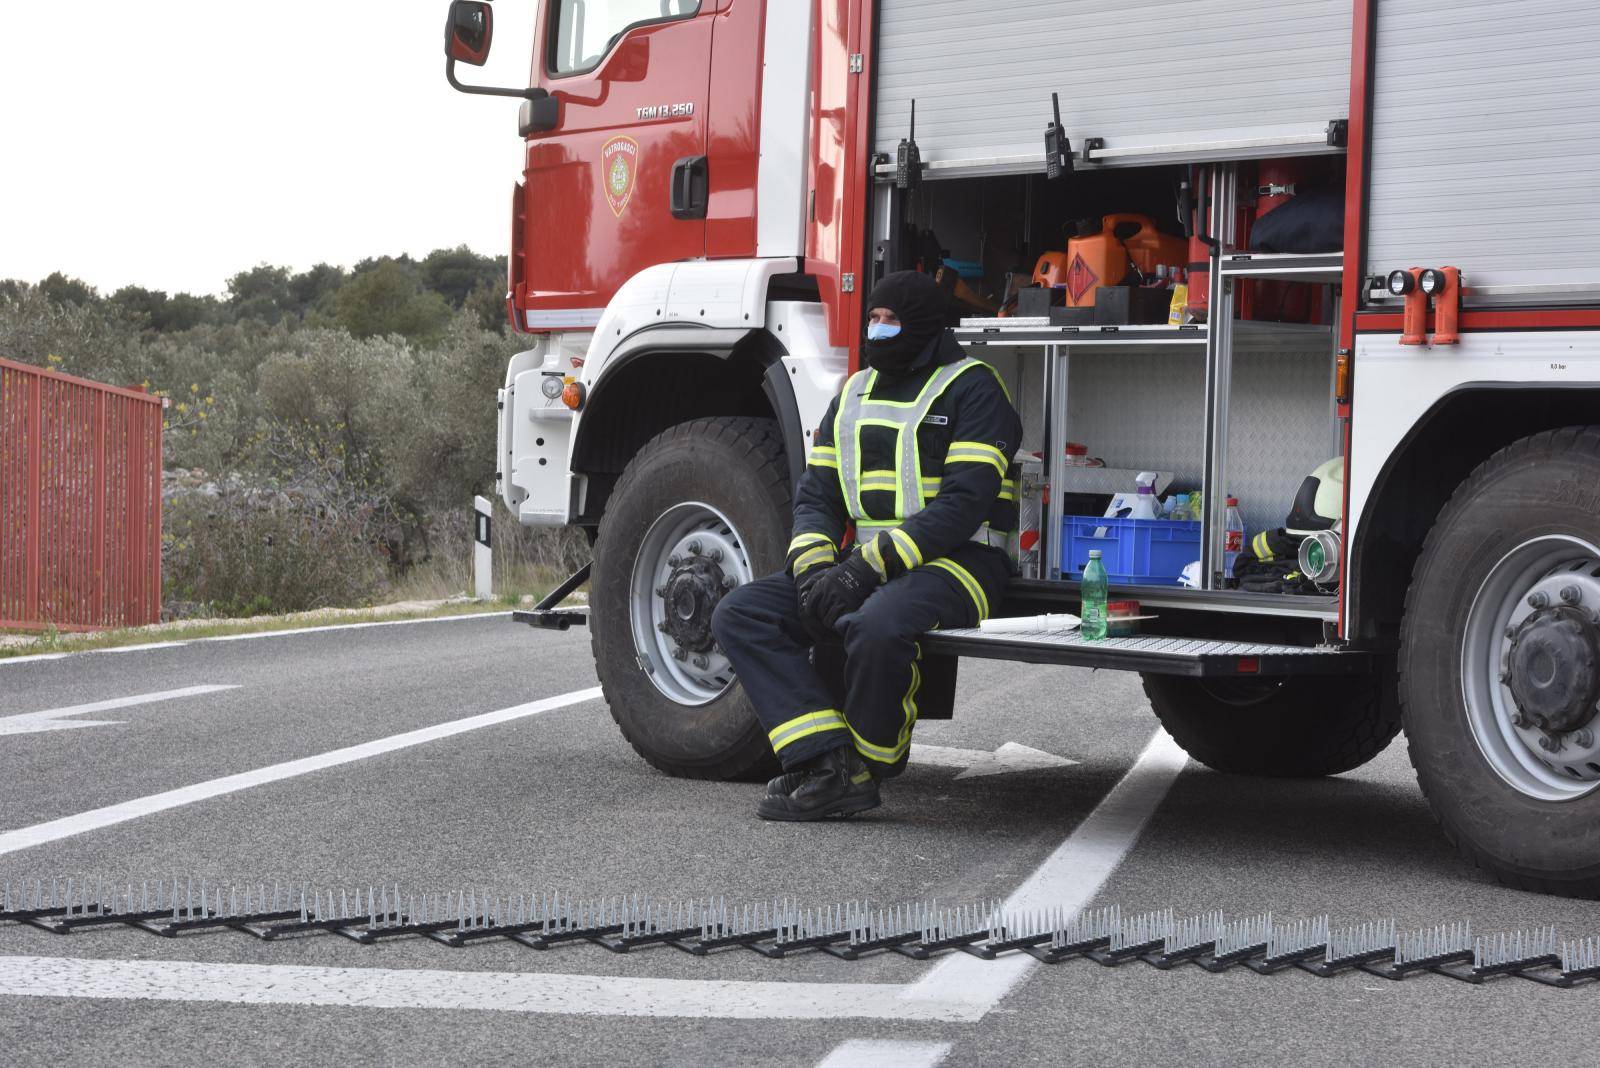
953 319 1332 350
1218 251 1343 284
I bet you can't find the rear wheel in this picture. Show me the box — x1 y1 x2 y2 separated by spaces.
1141 669 1399 777
591 417 789 780
1402 426 1600 896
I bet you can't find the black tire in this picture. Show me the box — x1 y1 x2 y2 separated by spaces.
591 416 789 780
1401 426 1600 897
1142 669 1399 777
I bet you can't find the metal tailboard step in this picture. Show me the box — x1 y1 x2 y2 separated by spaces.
920 627 1368 678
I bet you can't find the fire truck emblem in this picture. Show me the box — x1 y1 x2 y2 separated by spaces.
601 136 639 218
1065 253 1099 305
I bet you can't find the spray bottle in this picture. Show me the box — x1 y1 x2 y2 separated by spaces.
1128 471 1161 521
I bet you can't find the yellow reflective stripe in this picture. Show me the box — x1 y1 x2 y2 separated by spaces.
1252 530 1274 561
920 476 942 496
809 444 839 461
850 725 908 764
767 709 848 753
858 470 899 492
788 531 834 554
856 519 899 534
861 536 888 581
808 455 840 471
945 441 1008 475
791 545 835 574
998 478 1019 502
926 558 990 621
888 528 922 569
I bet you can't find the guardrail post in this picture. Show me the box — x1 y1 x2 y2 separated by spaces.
473 495 493 600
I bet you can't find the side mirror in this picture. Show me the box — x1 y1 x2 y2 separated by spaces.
445 1 493 66
443 0 544 102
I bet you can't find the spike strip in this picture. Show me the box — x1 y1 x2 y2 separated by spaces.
1021 905 1120 964
1359 921 1474 980
429 891 563 948
1297 919 1397 978
594 897 707 954
1523 937 1600 988
1246 915 1330 974
1142 910 1226 970
669 899 784 956
507 895 627 950
1088 909 1175 966
822 902 926 960
6 877 1600 989
1198 913 1273 972
1437 927 1562 984
893 901 1001 960
747 902 864 959
962 906 1073 960
238 886 363 941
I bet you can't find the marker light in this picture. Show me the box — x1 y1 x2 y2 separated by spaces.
561 377 586 411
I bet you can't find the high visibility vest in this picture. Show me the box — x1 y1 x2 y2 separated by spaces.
833 357 1009 551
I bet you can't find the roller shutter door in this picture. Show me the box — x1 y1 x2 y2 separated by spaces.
873 0 1352 174
1366 0 1600 296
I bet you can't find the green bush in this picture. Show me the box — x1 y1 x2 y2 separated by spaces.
164 493 386 617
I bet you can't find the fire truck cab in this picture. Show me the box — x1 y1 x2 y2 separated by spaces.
447 0 1600 896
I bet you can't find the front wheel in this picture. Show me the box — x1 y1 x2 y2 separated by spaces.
1402 426 1600 896
590 417 790 780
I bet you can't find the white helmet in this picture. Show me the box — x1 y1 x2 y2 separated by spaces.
1286 457 1343 536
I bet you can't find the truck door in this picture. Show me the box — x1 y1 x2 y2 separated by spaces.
518 0 712 330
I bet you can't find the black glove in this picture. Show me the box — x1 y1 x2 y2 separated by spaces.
803 552 881 635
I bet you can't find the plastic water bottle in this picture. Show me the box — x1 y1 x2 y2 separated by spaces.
1081 550 1108 641
1223 496 1244 580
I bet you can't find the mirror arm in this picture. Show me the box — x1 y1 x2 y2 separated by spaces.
446 58 547 101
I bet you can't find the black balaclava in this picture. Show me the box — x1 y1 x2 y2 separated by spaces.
863 270 946 374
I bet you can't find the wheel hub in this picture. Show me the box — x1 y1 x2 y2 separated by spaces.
628 502 753 706
660 554 729 654
1506 606 1600 734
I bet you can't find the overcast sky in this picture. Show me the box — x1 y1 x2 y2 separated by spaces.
0 1 543 296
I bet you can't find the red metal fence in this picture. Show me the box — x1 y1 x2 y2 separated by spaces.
1 358 165 632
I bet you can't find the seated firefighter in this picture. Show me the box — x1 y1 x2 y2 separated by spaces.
712 270 1023 821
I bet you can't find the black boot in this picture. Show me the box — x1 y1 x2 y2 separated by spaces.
756 747 880 821
766 770 808 797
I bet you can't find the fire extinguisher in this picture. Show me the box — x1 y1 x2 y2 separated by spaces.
1246 158 1321 324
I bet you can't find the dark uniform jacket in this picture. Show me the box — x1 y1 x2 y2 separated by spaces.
784 330 1023 619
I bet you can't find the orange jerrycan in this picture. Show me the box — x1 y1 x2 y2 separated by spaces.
1100 214 1187 277
1038 218 1131 308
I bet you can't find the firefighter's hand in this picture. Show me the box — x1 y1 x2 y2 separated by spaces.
794 565 837 644
804 552 881 634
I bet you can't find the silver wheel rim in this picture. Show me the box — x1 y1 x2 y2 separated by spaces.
1461 534 1600 802
628 501 752 706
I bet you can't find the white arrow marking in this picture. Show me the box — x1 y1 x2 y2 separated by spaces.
0 685 240 737
910 741 1079 779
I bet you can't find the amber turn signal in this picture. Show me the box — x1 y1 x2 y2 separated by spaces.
561 378 586 411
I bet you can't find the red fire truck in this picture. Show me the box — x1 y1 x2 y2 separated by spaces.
446 0 1600 895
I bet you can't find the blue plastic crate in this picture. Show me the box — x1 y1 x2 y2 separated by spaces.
1061 515 1202 587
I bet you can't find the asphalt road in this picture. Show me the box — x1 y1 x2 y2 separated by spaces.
2 613 1598 1066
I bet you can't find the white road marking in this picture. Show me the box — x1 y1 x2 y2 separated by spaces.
817 1040 953 1067
0 728 1185 1025
0 686 602 856
899 729 1189 1012
0 611 517 667
0 958 984 1022
911 741 1079 779
0 685 240 737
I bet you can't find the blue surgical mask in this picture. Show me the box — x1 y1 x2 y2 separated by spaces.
866 322 902 341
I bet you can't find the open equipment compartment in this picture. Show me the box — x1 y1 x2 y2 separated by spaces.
866 152 1347 622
